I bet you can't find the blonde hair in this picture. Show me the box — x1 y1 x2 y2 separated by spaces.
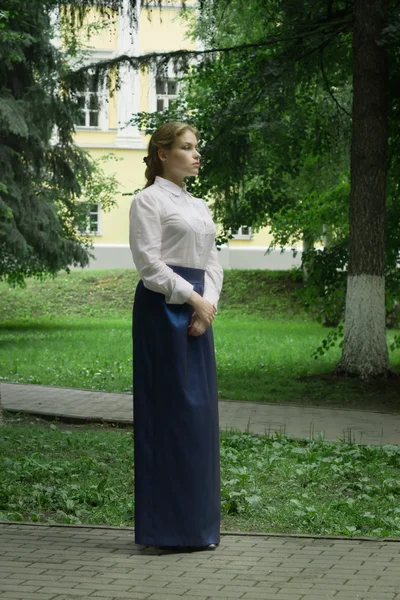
143 121 199 189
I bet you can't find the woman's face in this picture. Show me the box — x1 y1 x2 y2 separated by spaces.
160 130 201 180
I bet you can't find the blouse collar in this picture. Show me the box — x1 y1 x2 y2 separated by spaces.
154 175 189 197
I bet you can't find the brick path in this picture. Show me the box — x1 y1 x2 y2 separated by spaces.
1 522 400 600
2 382 400 445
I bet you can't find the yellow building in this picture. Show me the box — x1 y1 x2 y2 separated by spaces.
66 0 301 270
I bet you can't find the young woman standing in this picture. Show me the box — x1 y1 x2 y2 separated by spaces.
129 121 223 551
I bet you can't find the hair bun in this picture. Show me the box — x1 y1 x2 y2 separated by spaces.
143 156 149 165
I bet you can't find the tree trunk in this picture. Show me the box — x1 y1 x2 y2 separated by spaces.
302 231 314 282
337 0 389 378
322 224 332 249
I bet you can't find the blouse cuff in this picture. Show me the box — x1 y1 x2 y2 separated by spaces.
203 287 220 309
165 277 194 304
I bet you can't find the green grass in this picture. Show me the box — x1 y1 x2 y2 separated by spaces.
0 318 133 392
2 419 400 538
0 268 307 320
1 268 400 410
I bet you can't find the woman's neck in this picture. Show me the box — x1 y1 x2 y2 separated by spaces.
161 173 184 188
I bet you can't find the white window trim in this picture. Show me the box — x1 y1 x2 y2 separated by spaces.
156 78 180 112
230 226 253 240
74 51 113 132
75 80 101 129
148 62 183 114
156 3 191 7
80 202 102 237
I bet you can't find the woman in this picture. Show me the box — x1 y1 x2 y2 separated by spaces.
129 121 223 551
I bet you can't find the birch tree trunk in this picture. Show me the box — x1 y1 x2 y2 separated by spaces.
302 231 314 282
337 0 390 378
322 224 332 249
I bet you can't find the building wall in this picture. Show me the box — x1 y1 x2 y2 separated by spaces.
140 6 194 54
77 244 303 271
71 7 118 52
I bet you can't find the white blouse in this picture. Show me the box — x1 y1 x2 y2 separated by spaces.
129 175 224 306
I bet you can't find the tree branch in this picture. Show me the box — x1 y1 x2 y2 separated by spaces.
319 47 352 118
204 28 351 153
68 14 353 77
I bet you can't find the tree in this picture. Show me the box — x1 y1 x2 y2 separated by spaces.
337 0 390 377
0 1 119 287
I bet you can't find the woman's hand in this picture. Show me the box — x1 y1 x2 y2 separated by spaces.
188 312 210 336
187 292 216 326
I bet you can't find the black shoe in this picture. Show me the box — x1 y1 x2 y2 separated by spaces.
207 543 218 551
155 545 186 552
155 543 218 553
189 543 218 552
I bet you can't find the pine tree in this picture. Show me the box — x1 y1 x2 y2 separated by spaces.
0 1 99 287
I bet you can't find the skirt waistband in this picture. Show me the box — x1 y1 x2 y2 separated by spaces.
167 264 205 284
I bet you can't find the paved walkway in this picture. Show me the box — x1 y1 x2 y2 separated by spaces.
2 382 400 445
1 522 400 600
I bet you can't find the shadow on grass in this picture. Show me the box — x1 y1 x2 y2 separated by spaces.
0 319 128 334
296 370 400 413
219 367 400 413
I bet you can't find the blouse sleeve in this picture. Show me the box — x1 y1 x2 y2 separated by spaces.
129 192 194 304
201 200 224 309
203 239 224 309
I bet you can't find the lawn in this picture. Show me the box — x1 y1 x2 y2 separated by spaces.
1 268 400 410
1 417 400 538
2 269 400 538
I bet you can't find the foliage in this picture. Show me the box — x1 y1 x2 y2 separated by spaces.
0 1 121 287
0 422 134 525
2 422 400 537
220 430 400 537
0 2 87 285
60 153 121 240
312 324 344 359
299 243 348 328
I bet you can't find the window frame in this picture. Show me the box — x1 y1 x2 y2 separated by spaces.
73 52 112 132
79 202 102 236
155 76 180 112
147 62 185 114
75 73 102 129
230 226 253 240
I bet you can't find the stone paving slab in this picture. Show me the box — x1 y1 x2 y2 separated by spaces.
2 382 400 445
1 523 400 599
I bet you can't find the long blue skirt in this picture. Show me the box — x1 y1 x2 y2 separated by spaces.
132 264 220 547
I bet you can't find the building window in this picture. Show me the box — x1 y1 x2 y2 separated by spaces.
230 226 253 240
79 203 101 235
156 78 179 112
75 75 100 128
